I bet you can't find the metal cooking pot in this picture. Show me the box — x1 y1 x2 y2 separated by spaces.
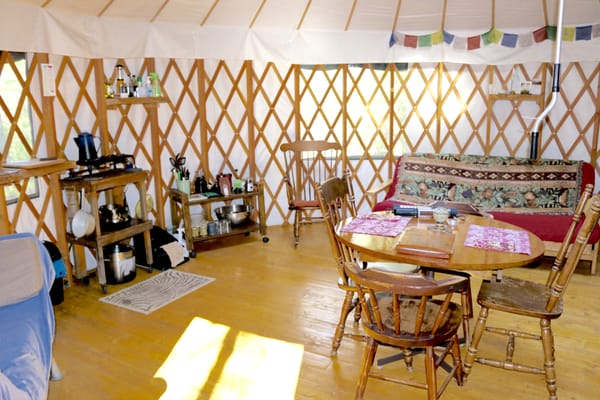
99 203 131 230
104 243 136 284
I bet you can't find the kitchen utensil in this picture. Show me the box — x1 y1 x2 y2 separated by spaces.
74 132 99 165
72 209 95 238
214 204 253 226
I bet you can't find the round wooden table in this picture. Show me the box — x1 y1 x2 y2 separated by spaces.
336 214 545 272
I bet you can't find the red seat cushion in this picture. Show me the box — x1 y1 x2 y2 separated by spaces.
489 211 600 245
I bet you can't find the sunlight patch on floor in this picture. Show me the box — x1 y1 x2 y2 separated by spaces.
154 317 304 399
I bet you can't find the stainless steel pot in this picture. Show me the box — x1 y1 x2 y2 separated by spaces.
104 243 136 284
99 203 131 230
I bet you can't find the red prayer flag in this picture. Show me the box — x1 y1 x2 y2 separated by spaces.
467 35 481 50
533 26 547 43
404 35 418 48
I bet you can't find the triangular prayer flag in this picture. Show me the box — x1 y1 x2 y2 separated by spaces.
576 25 593 40
467 35 481 50
593 24 600 39
389 32 398 47
404 35 418 48
501 33 518 48
563 26 576 41
533 26 548 42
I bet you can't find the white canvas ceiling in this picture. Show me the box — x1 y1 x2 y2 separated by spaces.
1 0 600 64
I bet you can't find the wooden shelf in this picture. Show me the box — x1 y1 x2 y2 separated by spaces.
105 96 167 108
60 170 153 292
3 159 76 178
169 183 268 257
0 168 22 185
489 93 544 103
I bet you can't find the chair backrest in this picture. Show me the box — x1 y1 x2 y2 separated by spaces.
315 170 357 285
546 189 600 312
546 183 594 287
343 259 468 341
280 140 342 207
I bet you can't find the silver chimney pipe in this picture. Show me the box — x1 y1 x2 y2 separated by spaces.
530 0 565 159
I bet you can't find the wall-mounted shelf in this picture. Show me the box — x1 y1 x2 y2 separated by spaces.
486 67 548 157
105 96 167 108
489 93 544 103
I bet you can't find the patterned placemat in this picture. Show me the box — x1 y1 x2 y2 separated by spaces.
341 214 411 237
100 269 215 315
463 225 531 254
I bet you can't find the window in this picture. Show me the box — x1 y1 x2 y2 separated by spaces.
299 63 409 159
0 51 37 202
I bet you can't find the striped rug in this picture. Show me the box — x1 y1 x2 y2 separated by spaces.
100 269 214 315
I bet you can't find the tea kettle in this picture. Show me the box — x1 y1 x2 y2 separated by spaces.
74 132 99 165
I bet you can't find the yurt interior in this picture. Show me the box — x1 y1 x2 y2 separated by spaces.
1 1 600 399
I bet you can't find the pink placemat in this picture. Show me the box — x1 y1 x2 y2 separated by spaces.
464 225 531 255
340 214 411 237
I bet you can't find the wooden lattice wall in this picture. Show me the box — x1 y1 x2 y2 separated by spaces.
1 53 599 234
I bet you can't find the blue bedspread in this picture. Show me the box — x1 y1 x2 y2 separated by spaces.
0 233 55 400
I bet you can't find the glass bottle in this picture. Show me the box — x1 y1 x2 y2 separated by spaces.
129 74 137 97
149 72 162 97
115 64 128 98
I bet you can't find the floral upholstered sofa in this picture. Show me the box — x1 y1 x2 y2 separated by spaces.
367 153 600 274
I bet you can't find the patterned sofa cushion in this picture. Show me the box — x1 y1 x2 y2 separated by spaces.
391 153 584 214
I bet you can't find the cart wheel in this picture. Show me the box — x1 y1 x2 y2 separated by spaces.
262 236 269 243
101 285 108 294
82 276 90 286
190 250 196 258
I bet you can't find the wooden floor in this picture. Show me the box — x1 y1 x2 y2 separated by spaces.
48 224 600 399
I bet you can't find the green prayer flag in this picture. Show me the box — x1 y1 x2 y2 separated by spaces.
418 34 432 47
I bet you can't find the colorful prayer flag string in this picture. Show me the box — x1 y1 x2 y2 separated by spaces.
390 24 600 51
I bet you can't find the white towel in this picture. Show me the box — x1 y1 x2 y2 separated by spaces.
160 241 185 267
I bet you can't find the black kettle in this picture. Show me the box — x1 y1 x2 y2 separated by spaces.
74 132 99 165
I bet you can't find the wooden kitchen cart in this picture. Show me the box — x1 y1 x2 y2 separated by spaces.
60 169 153 292
169 182 268 257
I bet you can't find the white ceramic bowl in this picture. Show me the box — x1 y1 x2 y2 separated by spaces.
72 210 95 238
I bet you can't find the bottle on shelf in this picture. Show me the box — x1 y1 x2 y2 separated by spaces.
136 76 144 97
149 72 162 97
510 67 521 95
129 74 138 97
115 64 129 98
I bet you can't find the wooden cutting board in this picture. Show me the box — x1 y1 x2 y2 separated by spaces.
394 226 455 259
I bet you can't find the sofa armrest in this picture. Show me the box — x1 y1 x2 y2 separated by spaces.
366 179 393 209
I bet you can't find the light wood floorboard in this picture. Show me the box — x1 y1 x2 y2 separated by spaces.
49 224 600 399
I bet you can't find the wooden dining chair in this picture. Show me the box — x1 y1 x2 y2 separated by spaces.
343 255 468 400
315 170 419 357
280 140 341 246
463 184 598 400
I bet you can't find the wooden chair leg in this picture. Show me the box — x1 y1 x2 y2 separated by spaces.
463 306 489 377
353 299 362 326
331 290 356 357
425 346 438 400
540 318 558 400
356 338 377 400
451 336 464 386
293 209 301 246
461 287 473 346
